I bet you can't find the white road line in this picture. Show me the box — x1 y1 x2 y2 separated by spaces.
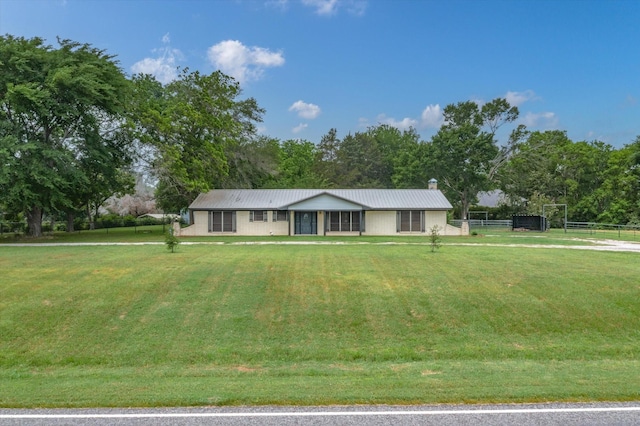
3 407 640 418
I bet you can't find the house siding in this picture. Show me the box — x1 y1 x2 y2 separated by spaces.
362 211 396 235
236 211 290 236
180 211 209 236
425 211 448 233
181 209 460 237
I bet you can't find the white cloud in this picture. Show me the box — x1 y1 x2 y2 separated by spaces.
377 114 417 131
505 90 538 107
346 0 367 16
131 34 182 84
522 111 559 129
372 105 443 132
207 40 284 84
292 123 308 133
302 0 339 15
420 104 443 128
301 0 367 16
289 100 321 119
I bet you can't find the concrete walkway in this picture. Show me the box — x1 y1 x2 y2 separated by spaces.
2 238 640 252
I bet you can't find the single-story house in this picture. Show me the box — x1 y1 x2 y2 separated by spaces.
178 182 467 237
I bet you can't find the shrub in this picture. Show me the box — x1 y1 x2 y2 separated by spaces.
165 228 180 253
429 225 442 253
123 215 137 227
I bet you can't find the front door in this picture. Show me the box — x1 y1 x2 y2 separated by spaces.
295 212 317 235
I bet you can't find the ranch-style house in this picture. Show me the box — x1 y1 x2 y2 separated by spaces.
178 181 468 237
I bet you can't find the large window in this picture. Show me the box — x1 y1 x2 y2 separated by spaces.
327 211 362 232
250 210 268 222
208 211 235 232
397 210 424 232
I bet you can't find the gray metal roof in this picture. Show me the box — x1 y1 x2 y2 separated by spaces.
189 189 453 211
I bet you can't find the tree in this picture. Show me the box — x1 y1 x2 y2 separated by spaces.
268 139 325 188
130 70 265 212
593 137 640 224
428 225 442 252
498 131 612 222
430 98 522 220
335 131 387 188
314 128 341 185
0 35 131 236
222 135 280 189
104 173 156 217
65 114 136 231
165 226 180 253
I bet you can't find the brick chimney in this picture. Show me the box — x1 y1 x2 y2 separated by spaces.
428 178 438 190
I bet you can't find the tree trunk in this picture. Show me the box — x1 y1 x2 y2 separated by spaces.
86 204 95 230
26 206 43 237
460 194 470 221
66 211 75 232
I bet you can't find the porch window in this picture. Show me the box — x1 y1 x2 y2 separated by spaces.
209 211 236 232
273 210 289 222
250 210 268 222
397 210 424 232
327 211 362 232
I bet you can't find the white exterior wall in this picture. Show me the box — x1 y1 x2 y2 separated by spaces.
178 210 290 236
180 209 463 236
424 211 447 233
363 210 450 236
178 210 209 236
362 211 397 235
235 211 289 236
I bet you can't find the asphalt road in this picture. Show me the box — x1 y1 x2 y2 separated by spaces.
2 403 640 425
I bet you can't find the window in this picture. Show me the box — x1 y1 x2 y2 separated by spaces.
273 210 289 222
397 210 424 232
250 210 268 222
327 211 362 232
208 211 235 232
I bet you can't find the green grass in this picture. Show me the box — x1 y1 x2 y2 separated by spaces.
1 240 640 407
0 224 631 245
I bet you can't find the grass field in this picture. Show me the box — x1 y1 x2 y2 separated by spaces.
1 233 640 407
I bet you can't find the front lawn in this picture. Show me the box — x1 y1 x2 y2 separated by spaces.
1 242 639 406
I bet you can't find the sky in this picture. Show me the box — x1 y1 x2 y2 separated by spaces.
1 0 639 147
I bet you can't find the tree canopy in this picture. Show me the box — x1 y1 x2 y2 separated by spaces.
2 34 640 232
129 69 265 212
429 98 522 220
0 35 133 236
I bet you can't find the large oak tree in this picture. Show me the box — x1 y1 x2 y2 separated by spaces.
429 98 523 220
0 35 133 236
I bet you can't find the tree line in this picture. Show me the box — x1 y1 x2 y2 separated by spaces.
1 35 639 237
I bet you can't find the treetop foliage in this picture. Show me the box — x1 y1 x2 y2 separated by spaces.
1 34 639 233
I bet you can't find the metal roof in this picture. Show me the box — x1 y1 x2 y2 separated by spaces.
189 189 453 211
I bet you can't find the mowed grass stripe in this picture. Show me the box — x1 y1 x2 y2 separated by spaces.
1 243 639 406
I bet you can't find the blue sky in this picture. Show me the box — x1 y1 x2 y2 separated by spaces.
1 0 639 147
